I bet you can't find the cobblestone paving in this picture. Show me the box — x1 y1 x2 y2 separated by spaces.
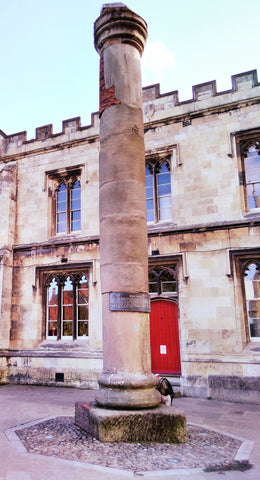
15 416 244 473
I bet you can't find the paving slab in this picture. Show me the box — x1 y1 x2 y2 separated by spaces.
0 385 259 479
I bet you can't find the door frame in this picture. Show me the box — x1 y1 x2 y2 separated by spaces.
150 297 181 375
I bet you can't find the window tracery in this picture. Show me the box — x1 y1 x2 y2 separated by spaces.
45 271 88 340
148 266 177 295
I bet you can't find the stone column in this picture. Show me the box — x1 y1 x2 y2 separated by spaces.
94 3 160 409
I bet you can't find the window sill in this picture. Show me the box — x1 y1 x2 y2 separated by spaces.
147 221 176 233
243 209 260 219
243 342 260 354
39 339 89 350
52 231 81 239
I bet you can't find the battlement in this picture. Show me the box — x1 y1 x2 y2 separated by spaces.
0 112 100 156
142 69 260 124
0 69 259 156
143 69 259 103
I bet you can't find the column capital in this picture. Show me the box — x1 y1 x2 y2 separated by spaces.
94 3 148 56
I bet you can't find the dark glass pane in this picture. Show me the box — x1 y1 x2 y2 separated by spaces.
78 305 89 320
57 190 66 202
148 271 157 282
57 222 66 233
159 209 170 221
78 321 89 337
57 212 66 223
147 209 154 222
146 186 154 199
57 201 67 213
145 173 153 187
149 282 157 293
71 188 81 200
158 183 171 196
63 289 73 304
160 269 175 281
158 163 170 173
47 277 58 337
71 220 81 231
48 321 57 337
63 321 73 336
78 288 88 304
71 198 81 210
57 184 67 234
58 183 66 192
159 197 171 220
63 305 73 320
71 210 80 221
247 183 260 209
146 199 154 210
245 147 260 182
245 147 260 209
48 306 58 321
157 171 171 185
161 281 177 293
73 179 80 188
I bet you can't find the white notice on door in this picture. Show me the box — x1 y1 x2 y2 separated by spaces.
160 345 167 354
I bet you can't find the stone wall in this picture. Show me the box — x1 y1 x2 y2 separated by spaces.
0 70 259 400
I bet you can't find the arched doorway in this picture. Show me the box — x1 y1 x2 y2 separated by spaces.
150 299 181 374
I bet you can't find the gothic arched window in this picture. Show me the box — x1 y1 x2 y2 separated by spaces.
146 160 172 223
56 178 81 234
46 272 88 340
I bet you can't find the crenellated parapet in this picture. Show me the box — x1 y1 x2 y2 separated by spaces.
143 69 259 103
0 69 259 159
0 112 100 159
142 69 260 123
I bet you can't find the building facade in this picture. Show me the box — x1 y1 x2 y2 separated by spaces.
0 69 259 403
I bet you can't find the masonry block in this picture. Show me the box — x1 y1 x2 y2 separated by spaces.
75 402 187 443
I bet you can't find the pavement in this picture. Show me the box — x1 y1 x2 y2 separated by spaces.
0 384 259 480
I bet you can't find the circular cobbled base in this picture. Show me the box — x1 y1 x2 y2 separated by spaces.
9 416 253 474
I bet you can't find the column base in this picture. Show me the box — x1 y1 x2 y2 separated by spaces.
96 371 161 409
75 402 187 443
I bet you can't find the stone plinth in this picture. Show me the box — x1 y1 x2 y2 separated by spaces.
75 402 187 443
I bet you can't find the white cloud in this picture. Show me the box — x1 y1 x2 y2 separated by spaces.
141 41 175 86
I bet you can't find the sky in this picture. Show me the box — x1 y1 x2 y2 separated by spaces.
0 0 259 139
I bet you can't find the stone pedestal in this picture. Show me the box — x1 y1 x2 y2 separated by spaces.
75 402 187 443
74 3 187 443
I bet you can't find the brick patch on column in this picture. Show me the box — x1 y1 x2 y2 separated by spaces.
99 54 121 116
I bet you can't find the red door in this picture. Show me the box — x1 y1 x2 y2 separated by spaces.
150 299 181 374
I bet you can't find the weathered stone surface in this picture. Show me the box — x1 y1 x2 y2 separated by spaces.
75 402 187 443
94 4 159 409
208 375 260 403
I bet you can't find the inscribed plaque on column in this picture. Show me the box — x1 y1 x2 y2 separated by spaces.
109 292 151 313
